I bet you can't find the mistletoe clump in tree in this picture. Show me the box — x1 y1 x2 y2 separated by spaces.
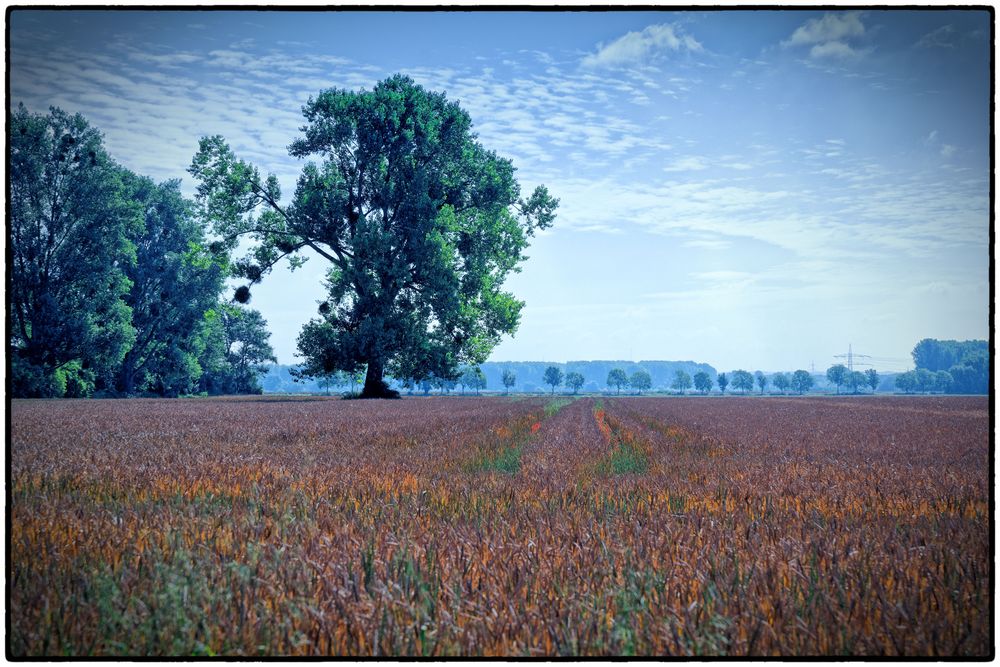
190 75 557 398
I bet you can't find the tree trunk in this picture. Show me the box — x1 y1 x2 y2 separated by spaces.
360 360 400 399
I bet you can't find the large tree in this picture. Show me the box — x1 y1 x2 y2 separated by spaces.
115 173 227 395
189 75 557 398
9 105 140 396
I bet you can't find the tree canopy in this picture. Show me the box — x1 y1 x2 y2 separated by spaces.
693 371 713 394
607 368 628 395
189 75 558 398
543 366 564 394
9 106 275 399
9 105 139 396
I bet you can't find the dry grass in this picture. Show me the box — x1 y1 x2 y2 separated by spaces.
9 395 990 657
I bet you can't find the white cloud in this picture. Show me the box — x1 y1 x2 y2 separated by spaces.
916 24 957 49
940 144 956 158
924 129 938 145
809 40 868 60
662 156 708 172
582 23 702 68
786 11 866 46
785 11 870 61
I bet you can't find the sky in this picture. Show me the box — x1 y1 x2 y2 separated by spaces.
8 8 992 373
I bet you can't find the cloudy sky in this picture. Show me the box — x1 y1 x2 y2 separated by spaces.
9 9 991 373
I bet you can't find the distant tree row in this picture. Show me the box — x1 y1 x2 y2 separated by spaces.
909 338 988 394
894 368 958 394
10 106 276 397
498 366 824 396
824 365 880 394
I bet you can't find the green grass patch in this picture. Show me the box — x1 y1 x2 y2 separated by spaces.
544 397 574 417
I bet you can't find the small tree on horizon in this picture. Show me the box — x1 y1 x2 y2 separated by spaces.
732 370 754 394
717 372 729 395
847 370 866 394
791 369 814 394
543 366 564 395
693 371 713 395
772 372 790 395
631 369 653 395
565 371 585 395
755 371 768 395
826 364 848 394
865 368 879 394
502 368 517 395
671 370 692 394
607 368 629 395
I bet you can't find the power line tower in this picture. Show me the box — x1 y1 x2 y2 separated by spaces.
834 343 871 372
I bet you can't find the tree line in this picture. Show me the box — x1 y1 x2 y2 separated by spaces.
10 106 276 398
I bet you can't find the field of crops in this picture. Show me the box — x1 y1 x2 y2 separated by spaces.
9 394 991 657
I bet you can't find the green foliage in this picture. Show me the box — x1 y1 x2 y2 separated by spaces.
669 370 689 394
895 371 917 393
607 368 629 395
459 366 487 395
189 75 557 398
846 370 866 394
826 364 848 394
731 370 754 394
912 338 987 373
864 369 879 393
198 305 277 395
754 371 768 395
564 371 585 395
543 366 564 394
501 369 517 394
693 371 713 394
115 174 228 396
772 372 790 394
9 105 140 394
716 372 728 395
629 370 652 395
790 370 814 394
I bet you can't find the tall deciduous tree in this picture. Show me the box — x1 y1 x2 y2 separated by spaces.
772 372 790 394
717 372 729 395
693 370 713 395
9 105 140 396
189 75 558 398
116 174 227 395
